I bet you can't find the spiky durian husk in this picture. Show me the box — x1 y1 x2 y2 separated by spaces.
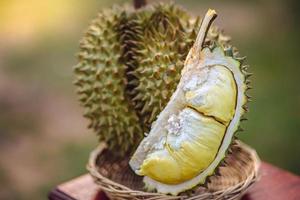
117 9 152 132
73 8 143 156
127 3 200 129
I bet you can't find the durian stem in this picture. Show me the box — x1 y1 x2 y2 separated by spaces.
133 0 147 9
194 9 217 52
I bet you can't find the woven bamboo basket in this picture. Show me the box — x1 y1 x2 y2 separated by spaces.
87 140 260 200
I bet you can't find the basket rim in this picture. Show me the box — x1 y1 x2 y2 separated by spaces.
87 140 261 199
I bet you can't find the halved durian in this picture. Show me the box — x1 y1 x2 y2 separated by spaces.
129 9 248 195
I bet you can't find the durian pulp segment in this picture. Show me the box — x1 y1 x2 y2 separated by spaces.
184 65 237 125
138 64 237 184
130 10 247 195
139 107 227 184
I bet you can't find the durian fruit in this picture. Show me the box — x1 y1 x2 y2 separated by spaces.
73 8 143 156
74 3 235 157
130 9 251 195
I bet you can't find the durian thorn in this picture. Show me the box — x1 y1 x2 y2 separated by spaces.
236 56 247 63
246 85 253 90
242 64 250 70
241 117 248 121
194 9 217 52
246 94 252 99
245 73 253 79
243 105 249 112
245 80 251 85
237 126 244 132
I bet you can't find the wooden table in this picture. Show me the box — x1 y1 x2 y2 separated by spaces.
49 162 300 200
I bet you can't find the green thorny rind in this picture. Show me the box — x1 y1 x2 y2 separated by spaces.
117 9 151 133
127 3 199 130
73 7 143 157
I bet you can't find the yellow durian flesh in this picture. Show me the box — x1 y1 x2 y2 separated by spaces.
138 65 236 185
139 108 227 184
184 65 237 124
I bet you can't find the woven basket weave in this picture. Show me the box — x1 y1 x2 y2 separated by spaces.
87 140 260 200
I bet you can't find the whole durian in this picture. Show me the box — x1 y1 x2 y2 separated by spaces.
129 9 251 195
74 3 241 157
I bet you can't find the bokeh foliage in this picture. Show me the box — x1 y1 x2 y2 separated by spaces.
0 0 299 199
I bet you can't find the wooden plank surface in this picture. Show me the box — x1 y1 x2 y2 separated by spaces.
48 162 300 200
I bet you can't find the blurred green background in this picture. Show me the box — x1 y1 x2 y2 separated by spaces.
0 0 299 199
